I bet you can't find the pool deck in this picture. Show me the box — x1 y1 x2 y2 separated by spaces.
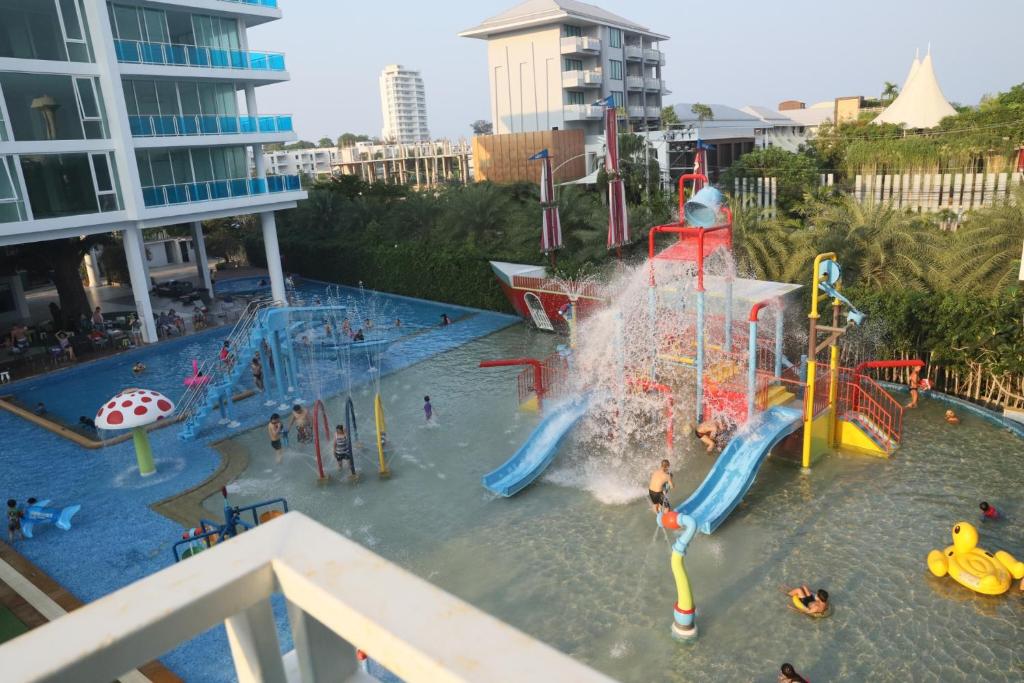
0 542 180 682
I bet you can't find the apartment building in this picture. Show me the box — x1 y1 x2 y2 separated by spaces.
379 64 429 143
264 147 339 177
459 0 669 137
0 0 305 342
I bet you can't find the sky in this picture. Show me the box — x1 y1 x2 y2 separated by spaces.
251 0 1024 143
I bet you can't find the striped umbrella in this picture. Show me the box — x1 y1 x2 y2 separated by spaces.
603 103 629 251
529 149 563 255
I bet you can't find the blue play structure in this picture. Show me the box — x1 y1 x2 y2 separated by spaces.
483 394 592 497
173 488 288 562
20 499 81 538
676 405 803 535
178 303 395 440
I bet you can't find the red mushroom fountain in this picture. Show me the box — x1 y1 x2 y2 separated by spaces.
95 389 174 477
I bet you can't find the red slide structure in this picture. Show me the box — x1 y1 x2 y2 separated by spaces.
479 358 546 409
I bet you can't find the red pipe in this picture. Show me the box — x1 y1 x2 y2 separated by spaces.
677 173 708 218
480 358 545 409
311 399 330 480
853 359 925 378
647 223 731 292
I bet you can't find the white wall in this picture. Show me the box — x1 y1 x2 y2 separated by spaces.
487 26 563 135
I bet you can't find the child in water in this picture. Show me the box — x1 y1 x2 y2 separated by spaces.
944 409 960 425
7 499 23 542
333 425 356 479
423 396 432 422
132 362 146 375
979 501 1000 521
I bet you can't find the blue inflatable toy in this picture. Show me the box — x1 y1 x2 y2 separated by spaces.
21 499 81 538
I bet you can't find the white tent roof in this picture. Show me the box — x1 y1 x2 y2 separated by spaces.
873 51 956 129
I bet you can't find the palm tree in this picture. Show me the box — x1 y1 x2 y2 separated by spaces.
881 81 899 103
943 185 1024 295
690 103 714 140
729 206 793 281
787 196 944 290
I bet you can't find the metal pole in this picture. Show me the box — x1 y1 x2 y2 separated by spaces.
696 290 705 422
747 318 757 419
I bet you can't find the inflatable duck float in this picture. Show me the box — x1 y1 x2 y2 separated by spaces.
927 521 1024 595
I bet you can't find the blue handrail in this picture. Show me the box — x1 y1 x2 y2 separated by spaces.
114 39 286 71
142 174 301 208
128 114 293 137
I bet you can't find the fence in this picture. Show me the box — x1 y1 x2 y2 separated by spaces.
853 171 1024 215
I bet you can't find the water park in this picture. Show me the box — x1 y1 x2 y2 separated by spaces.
1 161 1022 681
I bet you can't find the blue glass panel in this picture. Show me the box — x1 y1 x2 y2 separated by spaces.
210 49 229 68
141 42 165 64
166 44 188 66
285 175 301 191
250 178 268 194
188 184 209 202
276 116 293 132
142 187 164 207
229 179 249 196
229 50 246 69
248 52 265 70
237 117 255 133
267 176 283 193
199 116 219 134
128 117 148 136
268 54 285 71
152 117 175 135
210 181 230 199
257 116 275 133
166 185 189 204
115 40 139 62
187 46 208 67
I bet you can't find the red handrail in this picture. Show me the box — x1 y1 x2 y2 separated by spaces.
853 359 925 378
481 358 546 409
646 218 732 291
677 172 708 217
311 399 330 480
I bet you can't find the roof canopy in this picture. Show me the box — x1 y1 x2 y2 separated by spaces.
460 0 668 40
873 50 957 129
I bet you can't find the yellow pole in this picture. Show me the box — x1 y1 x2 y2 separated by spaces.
374 393 390 477
802 252 836 470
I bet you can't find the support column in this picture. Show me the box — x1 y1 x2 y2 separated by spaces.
84 247 102 287
122 225 158 343
225 599 287 683
261 212 287 304
192 221 214 294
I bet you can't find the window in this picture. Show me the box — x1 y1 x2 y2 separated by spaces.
19 153 121 219
609 28 622 48
611 91 624 107
109 4 168 43
0 156 28 223
610 60 623 80
0 0 93 62
567 91 585 105
564 25 582 38
0 73 107 141
563 58 583 72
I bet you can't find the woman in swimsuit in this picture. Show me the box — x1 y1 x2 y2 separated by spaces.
906 367 920 408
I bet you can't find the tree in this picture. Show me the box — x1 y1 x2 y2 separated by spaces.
943 185 1024 295
720 147 822 216
690 103 714 140
317 137 334 148
337 133 371 148
661 105 680 127
881 81 899 102
470 120 493 135
729 206 793 281
283 140 316 150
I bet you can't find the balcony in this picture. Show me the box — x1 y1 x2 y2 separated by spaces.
560 36 601 55
114 40 286 71
562 70 603 88
220 0 278 6
627 105 646 118
141 174 300 208
624 45 643 60
0 513 607 683
129 114 293 137
646 106 662 118
626 75 644 90
644 48 665 65
564 104 603 121
644 77 664 91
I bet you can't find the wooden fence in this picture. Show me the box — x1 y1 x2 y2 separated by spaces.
853 172 1024 214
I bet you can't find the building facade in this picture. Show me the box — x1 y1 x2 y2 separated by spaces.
263 147 339 177
460 0 669 138
335 139 472 187
379 64 429 143
0 0 305 341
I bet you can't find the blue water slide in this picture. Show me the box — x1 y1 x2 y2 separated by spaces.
483 394 593 497
676 405 803 534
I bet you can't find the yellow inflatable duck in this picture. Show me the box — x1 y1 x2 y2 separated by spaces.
927 521 1024 595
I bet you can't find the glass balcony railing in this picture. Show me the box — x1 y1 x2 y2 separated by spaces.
129 114 293 137
142 174 300 208
220 0 278 7
114 40 286 71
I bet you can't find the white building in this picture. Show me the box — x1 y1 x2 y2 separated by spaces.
0 0 305 342
459 0 669 137
263 147 339 177
379 64 429 143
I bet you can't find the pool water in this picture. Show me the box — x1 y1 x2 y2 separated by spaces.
218 325 1024 683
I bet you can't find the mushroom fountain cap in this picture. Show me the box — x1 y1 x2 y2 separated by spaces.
95 389 175 430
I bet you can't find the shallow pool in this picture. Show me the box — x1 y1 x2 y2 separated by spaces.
219 325 1023 683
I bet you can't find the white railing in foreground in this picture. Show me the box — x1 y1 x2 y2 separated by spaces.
0 513 613 683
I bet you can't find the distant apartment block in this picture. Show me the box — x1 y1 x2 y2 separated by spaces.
335 139 473 187
263 147 339 177
459 0 669 137
379 64 429 143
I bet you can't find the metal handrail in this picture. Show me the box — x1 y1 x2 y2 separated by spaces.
114 39 286 71
141 175 300 208
129 114 293 137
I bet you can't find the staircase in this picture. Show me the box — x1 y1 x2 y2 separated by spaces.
844 411 898 454
760 384 795 408
177 299 277 441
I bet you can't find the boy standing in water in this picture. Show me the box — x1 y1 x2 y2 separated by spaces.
267 414 284 464
7 499 23 542
333 425 357 479
648 459 674 513
423 396 433 422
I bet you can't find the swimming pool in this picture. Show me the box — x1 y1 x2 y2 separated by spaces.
218 325 1024 683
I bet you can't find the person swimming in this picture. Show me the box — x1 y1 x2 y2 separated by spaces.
778 662 809 683
979 501 1000 520
944 409 960 425
132 362 146 375
693 419 720 453
647 459 674 513
787 585 829 615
